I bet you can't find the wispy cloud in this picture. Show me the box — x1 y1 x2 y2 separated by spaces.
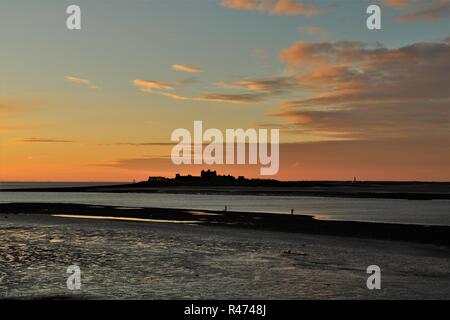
383 0 421 8
137 89 264 104
221 0 320 16
0 124 46 133
90 141 173 147
197 93 265 104
134 75 295 104
299 26 330 40
65 76 99 89
133 79 174 90
96 156 173 172
171 64 202 73
214 76 296 94
65 76 89 85
397 0 450 21
18 138 74 143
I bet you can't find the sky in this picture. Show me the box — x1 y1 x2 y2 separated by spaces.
1 0 449 182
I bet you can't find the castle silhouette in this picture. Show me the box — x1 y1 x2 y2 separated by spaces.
148 170 245 184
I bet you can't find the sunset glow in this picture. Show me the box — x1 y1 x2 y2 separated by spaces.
1 0 449 182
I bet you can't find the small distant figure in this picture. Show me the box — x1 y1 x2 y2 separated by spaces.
224 205 228 212
353 176 357 183
291 209 294 215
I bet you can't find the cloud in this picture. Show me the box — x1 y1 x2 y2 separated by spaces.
272 39 450 140
397 0 450 21
142 91 264 104
97 156 174 172
91 141 174 147
133 78 191 101
299 26 330 39
197 93 265 104
136 88 263 104
134 76 294 104
65 76 99 89
383 0 421 8
133 79 174 90
18 138 74 143
272 101 450 140
133 79 189 100
214 76 296 94
279 40 372 70
0 124 46 133
171 64 202 73
383 0 450 22
221 0 320 16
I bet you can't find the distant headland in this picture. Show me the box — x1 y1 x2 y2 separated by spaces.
2 170 450 200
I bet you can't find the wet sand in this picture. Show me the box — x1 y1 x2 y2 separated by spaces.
1 203 449 246
1 202 449 299
1 213 449 299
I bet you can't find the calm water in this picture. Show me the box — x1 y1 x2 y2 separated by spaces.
0 182 449 226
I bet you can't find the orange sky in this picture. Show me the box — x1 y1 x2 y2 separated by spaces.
1 1 449 182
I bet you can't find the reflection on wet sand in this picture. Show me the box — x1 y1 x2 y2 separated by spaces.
187 211 224 216
52 214 202 224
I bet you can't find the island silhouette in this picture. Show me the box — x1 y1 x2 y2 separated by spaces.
2 170 450 200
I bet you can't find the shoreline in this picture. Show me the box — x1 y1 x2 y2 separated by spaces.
2 181 450 200
1 202 449 247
